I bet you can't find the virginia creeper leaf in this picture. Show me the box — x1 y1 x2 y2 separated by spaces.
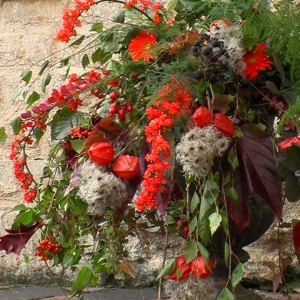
293 221 300 257
183 240 197 263
217 287 235 300
0 222 44 256
228 124 283 230
21 70 32 85
11 117 22 135
209 212 222 236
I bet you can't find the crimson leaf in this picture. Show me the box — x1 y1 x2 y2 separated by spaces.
228 124 283 231
0 222 44 256
293 220 300 257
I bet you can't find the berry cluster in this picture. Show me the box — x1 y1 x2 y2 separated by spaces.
108 91 133 121
69 127 91 139
191 33 229 83
34 238 62 261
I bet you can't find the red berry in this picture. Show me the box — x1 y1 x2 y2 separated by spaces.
118 108 126 121
126 104 133 113
110 91 118 102
183 225 189 238
109 103 118 115
176 219 184 228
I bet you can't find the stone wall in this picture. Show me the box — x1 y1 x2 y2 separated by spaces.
0 0 299 289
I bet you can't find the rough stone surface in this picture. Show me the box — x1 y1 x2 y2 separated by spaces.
0 0 299 290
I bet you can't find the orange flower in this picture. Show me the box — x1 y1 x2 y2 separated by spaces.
243 43 273 81
128 32 157 63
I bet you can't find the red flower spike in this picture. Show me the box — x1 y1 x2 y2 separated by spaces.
278 136 300 152
191 257 214 279
88 142 114 166
293 221 300 255
167 255 191 282
191 107 212 128
112 155 140 180
213 113 235 137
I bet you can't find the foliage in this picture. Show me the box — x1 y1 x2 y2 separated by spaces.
1 0 300 299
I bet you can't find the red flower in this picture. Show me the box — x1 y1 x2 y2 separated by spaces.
167 256 192 282
243 43 273 81
112 155 140 180
128 32 157 63
191 107 212 128
191 257 214 279
88 142 114 166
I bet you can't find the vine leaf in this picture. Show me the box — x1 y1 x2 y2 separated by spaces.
116 260 136 279
228 124 283 231
0 222 44 256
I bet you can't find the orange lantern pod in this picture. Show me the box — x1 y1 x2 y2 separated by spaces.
191 106 212 128
112 155 140 180
191 256 214 279
213 113 235 137
88 142 114 166
167 255 192 282
278 136 300 152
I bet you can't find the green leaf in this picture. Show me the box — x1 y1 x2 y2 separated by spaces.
228 148 239 170
11 117 22 135
190 191 200 213
198 215 210 245
81 54 90 69
71 266 92 296
70 35 85 46
10 204 26 212
209 212 222 236
41 73 51 93
0 127 7 146
183 240 197 263
63 248 80 266
198 242 209 263
217 287 235 300
90 22 103 33
38 60 49 76
113 11 125 23
91 47 112 65
33 127 45 143
224 242 230 267
189 215 197 234
70 139 84 153
50 107 83 141
12 210 36 230
265 81 279 94
60 57 70 67
225 187 238 204
273 53 285 79
167 0 178 10
156 258 175 280
21 70 32 85
231 262 244 288
27 91 40 106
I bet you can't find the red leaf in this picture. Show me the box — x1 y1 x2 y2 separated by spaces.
0 222 44 256
227 124 283 230
278 136 300 152
293 221 300 255
81 117 123 153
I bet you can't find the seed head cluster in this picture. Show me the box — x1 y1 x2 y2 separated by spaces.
79 161 128 215
176 126 231 178
164 278 218 300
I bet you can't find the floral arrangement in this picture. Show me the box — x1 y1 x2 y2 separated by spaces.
1 0 300 299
